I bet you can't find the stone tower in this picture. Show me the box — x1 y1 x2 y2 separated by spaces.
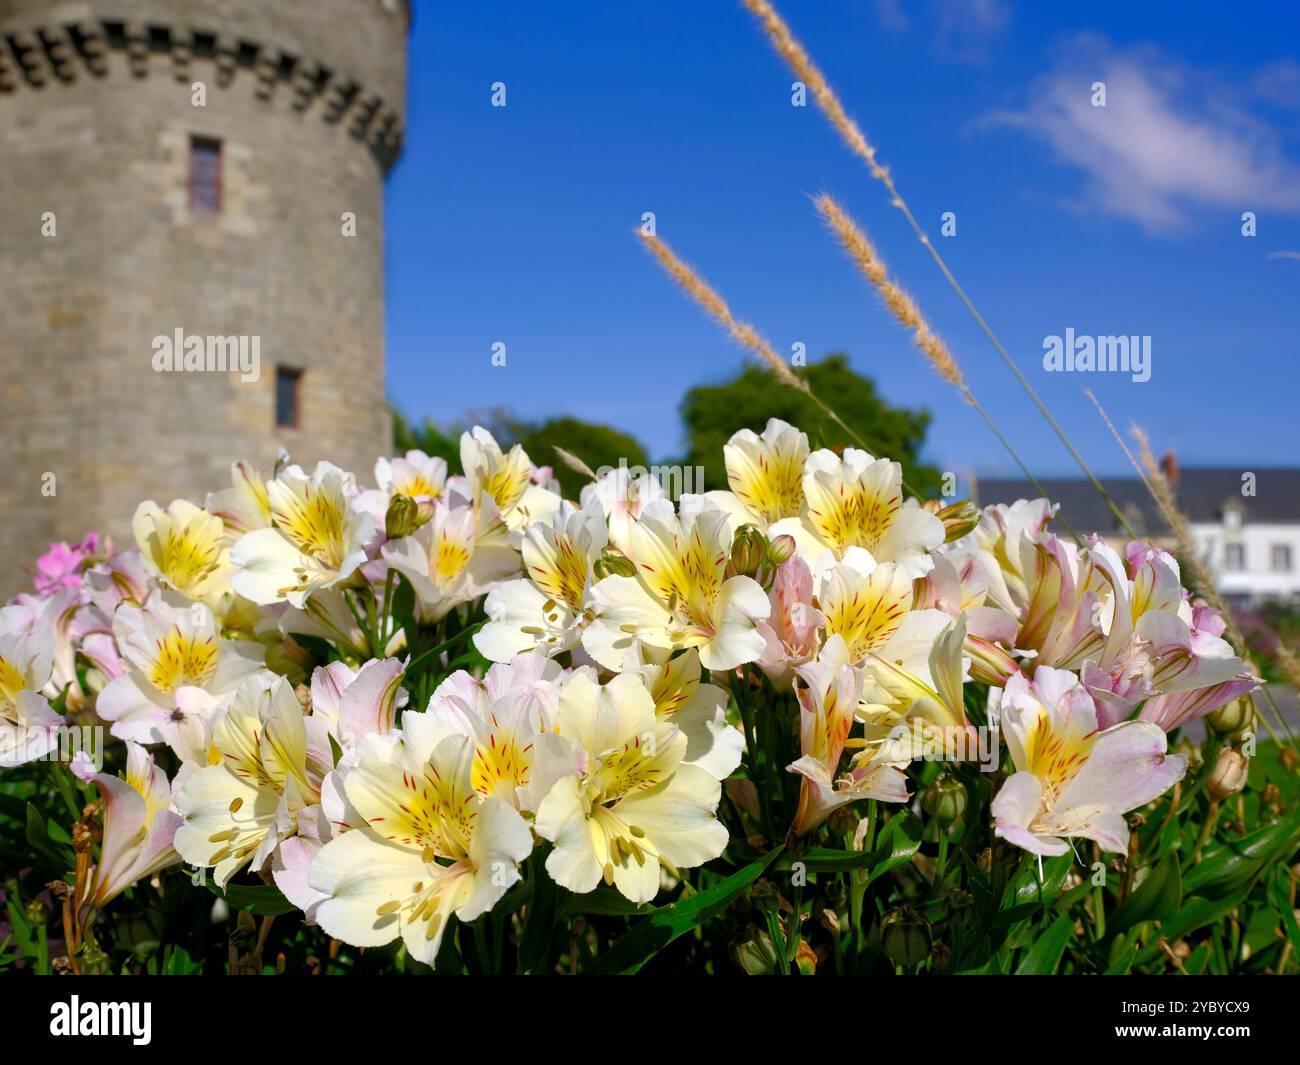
0 0 408 594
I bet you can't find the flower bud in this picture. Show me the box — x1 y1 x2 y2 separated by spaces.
1206 748 1249 801
750 878 780 915
736 933 779 975
385 494 421 539
730 524 768 580
921 775 968 826
767 533 797 566
881 907 931 968
794 938 817 976
593 547 637 580
1206 695 1254 739
923 498 981 543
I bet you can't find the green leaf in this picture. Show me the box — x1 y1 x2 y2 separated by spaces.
1106 855 1182 940
557 885 654 920
25 802 72 869
1004 853 1073 909
1183 810 1300 900
205 879 297 916
587 847 783 975
517 869 559 974
1014 913 1074 974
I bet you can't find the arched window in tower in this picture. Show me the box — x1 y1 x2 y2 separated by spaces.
275 366 303 429
189 136 222 212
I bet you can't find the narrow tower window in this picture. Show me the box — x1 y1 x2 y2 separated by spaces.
275 366 302 429
189 136 222 212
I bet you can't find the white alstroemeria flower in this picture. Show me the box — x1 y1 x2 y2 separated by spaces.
0 601 63 767
355 450 450 529
230 461 376 608
771 448 943 579
702 418 808 532
476 502 607 662
428 651 567 734
270 658 409 916
174 673 327 887
787 636 910 838
133 498 233 602
309 728 533 963
96 590 264 763
624 647 743 780
382 492 520 621
992 666 1187 856
584 500 769 672
461 426 561 532
378 449 448 502
535 672 728 904
205 459 274 541
579 465 665 557
72 742 182 922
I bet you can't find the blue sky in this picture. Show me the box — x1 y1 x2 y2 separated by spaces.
385 0 1300 485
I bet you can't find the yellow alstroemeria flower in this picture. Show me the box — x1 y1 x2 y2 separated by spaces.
703 417 808 532
771 447 944 580
460 426 560 532
133 498 232 602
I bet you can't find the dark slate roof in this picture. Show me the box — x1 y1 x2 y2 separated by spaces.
975 468 1300 537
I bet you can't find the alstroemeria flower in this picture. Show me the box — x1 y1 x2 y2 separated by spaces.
579 465 665 557
270 658 409 916
72 742 182 922
97 589 264 763
787 636 910 839
476 502 607 662
205 459 274 540
34 533 105 598
382 491 520 621
770 448 943 579
816 551 913 665
133 499 232 602
535 672 728 903
624 646 744 780
0 601 62 767
992 666 1186 856
755 556 823 688
858 613 973 761
309 728 533 963
378 449 448 502
702 418 808 532
230 461 376 608
174 672 327 887
584 500 769 672
461 426 561 532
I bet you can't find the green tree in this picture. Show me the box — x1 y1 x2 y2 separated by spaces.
679 353 942 497
517 417 650 500
391 407 459 468
392 407 649 501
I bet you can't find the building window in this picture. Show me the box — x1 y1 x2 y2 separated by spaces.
275 367 302 429
1224 543 1245 571
189 136 222 212
1272 544 1293 572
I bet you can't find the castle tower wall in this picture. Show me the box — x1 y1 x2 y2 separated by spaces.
0 0 408 593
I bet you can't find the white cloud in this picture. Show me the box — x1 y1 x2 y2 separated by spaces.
985 36 1300 231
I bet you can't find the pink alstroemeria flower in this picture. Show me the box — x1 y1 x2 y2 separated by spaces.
72 742 182 923
756 557 823 688
992 666 1186 856
786 636 909 840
